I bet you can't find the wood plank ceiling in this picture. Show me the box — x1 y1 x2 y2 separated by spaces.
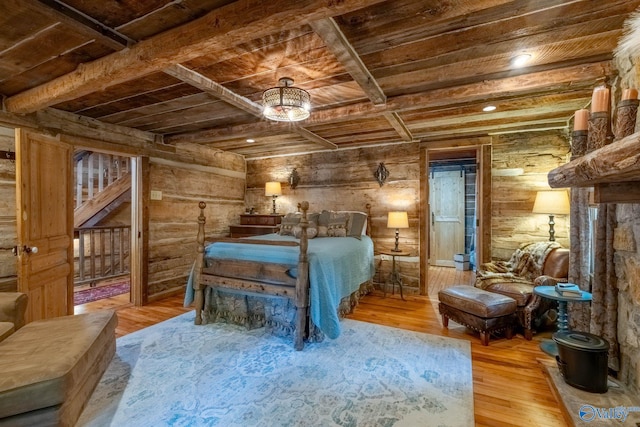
1 0 638 159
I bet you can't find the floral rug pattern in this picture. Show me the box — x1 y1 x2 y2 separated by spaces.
78 312 474 426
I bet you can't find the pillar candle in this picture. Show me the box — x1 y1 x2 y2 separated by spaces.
591 86 610 113
573 109 589 131
622 88 638 100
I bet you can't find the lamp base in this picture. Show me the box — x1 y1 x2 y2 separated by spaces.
271 196 277 215
392 229 401 252
548 214 556 242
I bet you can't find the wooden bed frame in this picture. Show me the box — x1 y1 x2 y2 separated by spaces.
193 201 312 350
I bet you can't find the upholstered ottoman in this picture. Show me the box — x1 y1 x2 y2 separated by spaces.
0 310 117 426
438 285 517 345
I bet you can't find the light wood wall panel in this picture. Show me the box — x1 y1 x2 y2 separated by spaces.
147 144 246 298
491 130 571 260
246 143 421 289
0 128 17 291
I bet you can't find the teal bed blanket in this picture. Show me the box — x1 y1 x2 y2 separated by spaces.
184 234 375 339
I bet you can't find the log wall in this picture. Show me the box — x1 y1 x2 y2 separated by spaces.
246 142 420 291
0 126 16 291
491 130 571 260
147 143 246 299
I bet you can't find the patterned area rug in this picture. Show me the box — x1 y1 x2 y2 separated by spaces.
74 282 130 305
77 312 474 426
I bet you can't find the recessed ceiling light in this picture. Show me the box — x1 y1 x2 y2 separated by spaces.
511 53 532 68
246 139 255 143
483 105 497 112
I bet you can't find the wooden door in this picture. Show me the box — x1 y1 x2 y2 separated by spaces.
429 169 465 267
16 129 73 322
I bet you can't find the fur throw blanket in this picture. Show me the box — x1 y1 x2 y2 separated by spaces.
475 242 562 290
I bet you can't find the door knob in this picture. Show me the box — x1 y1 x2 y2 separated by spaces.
23 245 38 254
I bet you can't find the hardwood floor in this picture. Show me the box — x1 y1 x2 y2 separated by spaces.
76 266 567 427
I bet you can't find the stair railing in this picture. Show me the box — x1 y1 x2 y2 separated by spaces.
74 225 131 286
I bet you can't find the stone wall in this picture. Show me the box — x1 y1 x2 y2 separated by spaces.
613 46 640 394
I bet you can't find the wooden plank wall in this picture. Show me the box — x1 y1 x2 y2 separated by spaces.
246 143 422 290
491 130 571 260
146 143 246 300
0 126 16 291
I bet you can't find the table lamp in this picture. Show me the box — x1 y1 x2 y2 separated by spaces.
532 190 570 241
387 211 409 252
265 181 282 214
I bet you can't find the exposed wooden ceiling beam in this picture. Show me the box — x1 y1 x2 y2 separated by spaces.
27 0 133 50
165 64 337 150
310 17 415 142
310 18 386 105
164 65 263 117
4 0 386 114
383 112 413 142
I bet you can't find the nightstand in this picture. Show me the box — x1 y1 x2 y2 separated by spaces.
378 248 412 301
229 214 282 238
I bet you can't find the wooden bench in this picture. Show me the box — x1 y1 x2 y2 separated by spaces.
438 285 517 345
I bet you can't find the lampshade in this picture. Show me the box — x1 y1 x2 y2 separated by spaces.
262 77 310 122
265 181 282 197
387 211 409 229
532 190 570 215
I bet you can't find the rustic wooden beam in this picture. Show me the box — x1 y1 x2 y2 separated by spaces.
593 182 640 204
28 0 133 50
164 64 263 117
383 112 413 141
4 0 386 114
310 17 386 105
548 130 640 188
293 127 338 149
165 64 337 149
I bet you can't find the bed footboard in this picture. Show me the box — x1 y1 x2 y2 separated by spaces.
193 201 311 350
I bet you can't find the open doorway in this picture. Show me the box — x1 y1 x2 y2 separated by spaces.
72 150 133 312
428 158 476 268
420 144 491 296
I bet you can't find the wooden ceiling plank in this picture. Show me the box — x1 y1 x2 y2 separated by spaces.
309 17 386 105
4 0 387 114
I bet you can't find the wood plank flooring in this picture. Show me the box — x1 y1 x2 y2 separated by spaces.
75 266 567 427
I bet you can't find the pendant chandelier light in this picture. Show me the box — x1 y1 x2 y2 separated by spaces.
262 77 311 122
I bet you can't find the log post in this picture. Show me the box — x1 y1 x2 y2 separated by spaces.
294 201 310 351
194 201 207 325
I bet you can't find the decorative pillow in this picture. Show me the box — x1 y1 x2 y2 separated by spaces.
346 212 367 239
327 212 349 237
279 213 301 236
293 220 318 239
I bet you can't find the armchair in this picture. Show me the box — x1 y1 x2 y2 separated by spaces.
475 242 569 339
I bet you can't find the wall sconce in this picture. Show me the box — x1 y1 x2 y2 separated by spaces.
387 211 409 252
532 190 570 241
265 182 282 214
374 162 389 187
289 168 300 189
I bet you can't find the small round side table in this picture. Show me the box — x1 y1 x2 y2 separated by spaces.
533 285 592 356
378 248 412 301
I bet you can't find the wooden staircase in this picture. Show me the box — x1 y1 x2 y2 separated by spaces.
74 152 131 228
